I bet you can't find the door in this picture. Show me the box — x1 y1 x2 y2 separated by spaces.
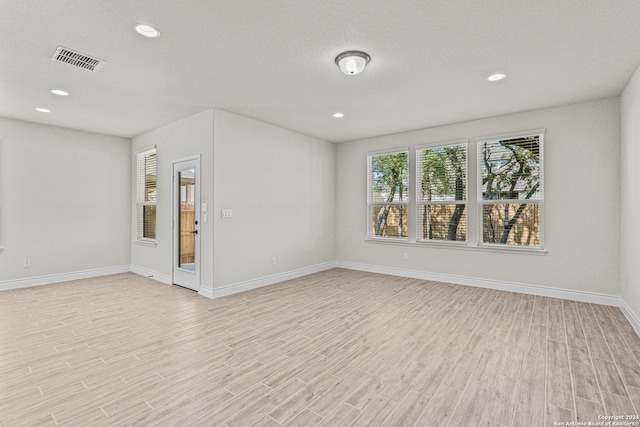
172 157 200 291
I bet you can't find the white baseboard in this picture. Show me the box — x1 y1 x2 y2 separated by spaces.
619 297 640 337
0 265 131 291
336 261 621 307
209 261 337 299
130 265 172 285
198 286 214 298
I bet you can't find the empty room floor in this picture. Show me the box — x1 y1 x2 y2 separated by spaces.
1 268 639 426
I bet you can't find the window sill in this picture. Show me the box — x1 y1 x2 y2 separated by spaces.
134 239 157 248
365 238 547 255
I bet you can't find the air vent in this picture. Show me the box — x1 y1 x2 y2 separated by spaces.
52 46 105 72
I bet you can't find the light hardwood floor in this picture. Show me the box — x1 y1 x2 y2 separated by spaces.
1 269 639 426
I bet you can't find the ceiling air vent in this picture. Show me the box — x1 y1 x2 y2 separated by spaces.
52 46 105 72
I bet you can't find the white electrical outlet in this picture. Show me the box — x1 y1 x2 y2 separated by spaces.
221 209 233 219
403 253 409 261
271 257 277 266
23 258 31 268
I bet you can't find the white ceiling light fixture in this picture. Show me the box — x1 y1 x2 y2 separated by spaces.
335 51 370 76
50 89 69 96
134 24 161 38
35 107 51 113
487 73 507 82
333 112 345 118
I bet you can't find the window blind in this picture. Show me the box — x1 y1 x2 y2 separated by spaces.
416 143 467 242
367 150 409 239
479 133 543 246
137 149 157 240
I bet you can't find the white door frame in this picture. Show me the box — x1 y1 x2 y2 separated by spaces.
172 155 201 291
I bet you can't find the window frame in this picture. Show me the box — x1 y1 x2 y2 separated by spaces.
136 147 157 243
476 129 545 250
366 147 410 241
415 140 469 244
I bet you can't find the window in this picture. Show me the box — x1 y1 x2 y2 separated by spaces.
137 148 157 240
479 132 543 247
417 143 467 242
368 150 409 239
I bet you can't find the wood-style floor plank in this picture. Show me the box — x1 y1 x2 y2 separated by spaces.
0 269 639 426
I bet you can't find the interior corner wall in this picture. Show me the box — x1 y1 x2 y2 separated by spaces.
130 109 215 287
212 110 336 289
621 64 640 319
0 117 131 282
336 98 621 296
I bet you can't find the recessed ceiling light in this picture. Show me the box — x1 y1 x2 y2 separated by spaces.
134 24 161 38
333 112 345 118
35 107 51 113
50 89 69 96
488 73 507 82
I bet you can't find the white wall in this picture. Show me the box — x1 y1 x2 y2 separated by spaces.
212 110 336 288
621 65 640 320
0 118 131 283
130 109 215 287
337 98 621 296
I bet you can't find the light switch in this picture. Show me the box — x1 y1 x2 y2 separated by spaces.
221 209 233 219
202 203 208 212
203 214 208 224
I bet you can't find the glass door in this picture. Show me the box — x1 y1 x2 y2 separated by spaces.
172 157 200 291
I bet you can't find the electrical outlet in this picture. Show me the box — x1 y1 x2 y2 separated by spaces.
23 258 31 268
271 257 277 266
403 253 409 261
221 209 233 219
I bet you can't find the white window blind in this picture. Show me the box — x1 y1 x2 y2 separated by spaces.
137 148 157 240
367 150 409 239
479 132 543 247
416 143 467 242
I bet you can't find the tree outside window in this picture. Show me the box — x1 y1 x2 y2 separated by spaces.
480 134 542 246
368 151 409 238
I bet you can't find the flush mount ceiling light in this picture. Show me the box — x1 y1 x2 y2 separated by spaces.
50 89 69 96
335 51 370 76
487 73 507 82
333 112 345 118
35 107 51 113
134 24 161 38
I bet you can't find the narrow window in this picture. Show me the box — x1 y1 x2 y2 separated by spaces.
368 150 409 239
479 133 543 247
417 143 467 242
137 149 157 240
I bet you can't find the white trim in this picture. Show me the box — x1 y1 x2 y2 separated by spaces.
0 265 131 291
198 286 214 298
475 128 546 143
364 238 547 255
171 155 201 291
336 261 619 306
134 239 157 247
130 264 172 285
366 146 410 157
620 297 640 337
416 138 469 151
209 261 337 299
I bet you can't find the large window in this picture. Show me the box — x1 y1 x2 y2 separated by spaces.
137 148 157 240
368 150 409 239
417 143 467 242
479 132 543 247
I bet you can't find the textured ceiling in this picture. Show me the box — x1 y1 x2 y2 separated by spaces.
1 0 640 143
